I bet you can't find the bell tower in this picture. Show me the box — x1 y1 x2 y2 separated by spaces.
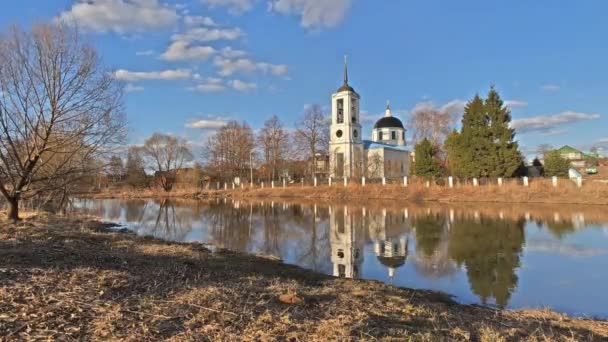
329 56 364 178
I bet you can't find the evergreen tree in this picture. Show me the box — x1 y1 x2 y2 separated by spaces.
485 88 522 177
543 150 570 177
126 147 148 188
532 158 544 176
445 88 522 178
412 138 441 180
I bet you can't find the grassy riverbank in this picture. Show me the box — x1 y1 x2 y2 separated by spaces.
1 212 607 340
231 180 608 205
90 178 608 205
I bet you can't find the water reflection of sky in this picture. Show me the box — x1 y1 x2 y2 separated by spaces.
73 198 608 318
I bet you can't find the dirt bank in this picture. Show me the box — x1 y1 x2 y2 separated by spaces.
229 179 608 206
86 178 608 206
1 212 607 341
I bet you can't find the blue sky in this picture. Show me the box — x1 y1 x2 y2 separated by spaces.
2 0 607 158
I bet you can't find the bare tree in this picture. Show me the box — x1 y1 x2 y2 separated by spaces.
0 24 125 221
408 104 459 147
204 121 254 182
141 133 193 192
537 144 554 158
258 115 288 180
108 156 124 183
125 146 148 188
294 105 329 177
367 153 384 178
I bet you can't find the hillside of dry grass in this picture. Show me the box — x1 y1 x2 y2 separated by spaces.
1 212 608 341
229 179 608 205
89 178 608 206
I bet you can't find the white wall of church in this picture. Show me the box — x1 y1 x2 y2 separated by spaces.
372 128 406 146
329 89 364 178
366 149 410 179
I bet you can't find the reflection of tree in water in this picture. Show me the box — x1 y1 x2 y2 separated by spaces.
294 205 330 272
414 214 446 257
105 200 123 221
545 220 577 239
125 200 148 222
205 201 253 252
412 213 457 278
448 216 525 308
137 200 196 242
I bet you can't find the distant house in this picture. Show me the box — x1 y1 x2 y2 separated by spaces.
556 145 599 169
557 145 584 161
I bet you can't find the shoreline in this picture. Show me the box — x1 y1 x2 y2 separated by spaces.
84 179 608 205
1 212 607 340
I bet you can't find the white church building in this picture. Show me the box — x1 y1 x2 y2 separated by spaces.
329 60 411 179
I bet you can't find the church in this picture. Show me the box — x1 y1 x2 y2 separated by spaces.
329 60 411 179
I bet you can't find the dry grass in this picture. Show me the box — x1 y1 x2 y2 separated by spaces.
228 178 608 205
1 212 607 341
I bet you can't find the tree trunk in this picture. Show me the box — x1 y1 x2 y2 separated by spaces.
7 197 19 222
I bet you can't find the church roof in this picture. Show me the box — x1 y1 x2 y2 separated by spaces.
377 255 407 269
374 116 404 129
363 140 409 152
337 56 357 94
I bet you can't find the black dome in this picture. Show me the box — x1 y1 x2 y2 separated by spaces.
374 116 404 129
337 84 356 93
377 256 407 269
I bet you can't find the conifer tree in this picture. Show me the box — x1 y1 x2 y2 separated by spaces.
485 87 523 177
543 151 570 177
445 88 522 178
413 138 441 180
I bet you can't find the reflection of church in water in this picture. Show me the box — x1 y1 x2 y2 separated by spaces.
330 206 410 280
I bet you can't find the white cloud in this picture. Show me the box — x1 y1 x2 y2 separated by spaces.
186 118 229 129
541 84 561 93
214 56 288 76
161 25 241 62
196 84 227 92
504 100 528 109
125 84 145 92
221 46 247 58
201 0 256 14
257 62 289 76
268 0 353 29
230 79 258 92
511 111 600 133
136 49 155 56
188 77 227 92
160 41 216 61
172 27 243 42
58 0 179 33
541 129 567 137
115 69 193 81
438 99 466 116
184 15 217 26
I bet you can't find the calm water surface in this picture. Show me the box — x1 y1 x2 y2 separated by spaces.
74 198 608 318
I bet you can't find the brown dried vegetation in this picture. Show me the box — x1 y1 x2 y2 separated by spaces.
1 212 607 341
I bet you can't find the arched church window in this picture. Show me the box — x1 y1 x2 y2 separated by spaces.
336 130 343 138
353 129 358 138
392 131 396 140
379 132 383 140
337 99 344 123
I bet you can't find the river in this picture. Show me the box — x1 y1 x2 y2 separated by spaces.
73 198 608 318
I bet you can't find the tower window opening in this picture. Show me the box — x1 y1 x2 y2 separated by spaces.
337 99 344 123
379 132 383 141
392 131 396 140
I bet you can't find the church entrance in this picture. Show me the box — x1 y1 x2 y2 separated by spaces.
336 153 344 178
